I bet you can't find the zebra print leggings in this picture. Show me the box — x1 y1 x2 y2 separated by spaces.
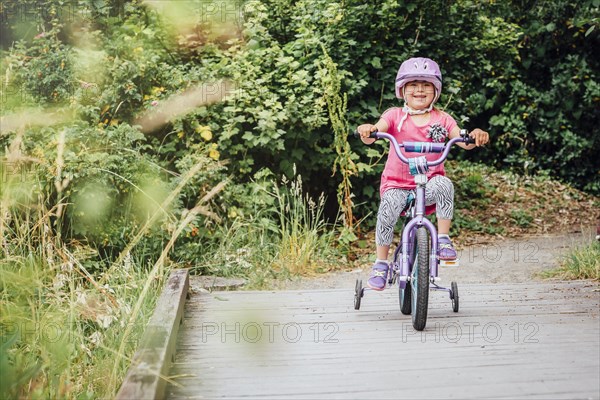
376 175 454 247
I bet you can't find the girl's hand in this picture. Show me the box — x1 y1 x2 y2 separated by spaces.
469 128 490 147
357 123 379 145
357 123 378 139
356 119 388 144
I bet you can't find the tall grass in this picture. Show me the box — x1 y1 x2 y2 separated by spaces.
1 252 161 399
272 174 335 276
541 240 600 281
0 170 164 398
192 171 342 288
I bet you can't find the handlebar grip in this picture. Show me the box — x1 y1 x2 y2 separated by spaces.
353 130 378 139
459 129 476 145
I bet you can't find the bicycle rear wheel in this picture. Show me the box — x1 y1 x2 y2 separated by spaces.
451 281 459 313
411 227 430 331
399 280 412 315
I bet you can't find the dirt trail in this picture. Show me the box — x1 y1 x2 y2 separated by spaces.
271 227 598 290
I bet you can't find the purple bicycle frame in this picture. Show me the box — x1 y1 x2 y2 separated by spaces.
370 131 471 289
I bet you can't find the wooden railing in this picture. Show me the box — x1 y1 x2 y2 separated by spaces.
115 269 189 400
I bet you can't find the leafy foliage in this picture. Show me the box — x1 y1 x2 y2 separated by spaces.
1 0 597 268
169 0 599 222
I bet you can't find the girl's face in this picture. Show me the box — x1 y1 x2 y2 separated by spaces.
404 80 435 110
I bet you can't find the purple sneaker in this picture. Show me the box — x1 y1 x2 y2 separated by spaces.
439 236 457 260
367 262 389 291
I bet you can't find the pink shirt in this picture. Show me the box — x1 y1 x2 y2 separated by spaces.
379 107 458 195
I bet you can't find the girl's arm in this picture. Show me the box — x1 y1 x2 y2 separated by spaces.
357 119 389 145
448 126 490 149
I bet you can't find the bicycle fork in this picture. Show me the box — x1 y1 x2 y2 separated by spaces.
396 181 440 286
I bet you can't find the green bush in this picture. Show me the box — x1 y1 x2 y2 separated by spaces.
178 0 600 221
3 0 598 264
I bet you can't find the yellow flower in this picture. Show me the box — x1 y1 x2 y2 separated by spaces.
209 143 219 160
209 149 220 160
201 130 213 141
196 125 213 141
177 131 185 138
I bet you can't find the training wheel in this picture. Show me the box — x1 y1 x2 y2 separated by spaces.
450 281 459 312
354 279 363 310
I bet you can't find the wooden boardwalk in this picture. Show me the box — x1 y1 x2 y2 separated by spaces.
166 281 599 399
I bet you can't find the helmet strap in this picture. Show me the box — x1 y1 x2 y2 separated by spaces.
403 104 433 115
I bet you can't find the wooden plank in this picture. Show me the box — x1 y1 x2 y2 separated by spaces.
166 282 599 399
116 269 189 400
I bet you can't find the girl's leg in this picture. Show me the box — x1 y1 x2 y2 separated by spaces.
437 218 451 235
376 245 390 261
369 189 410 290
376 188 411 256
425 175 457 259
425 175 454 223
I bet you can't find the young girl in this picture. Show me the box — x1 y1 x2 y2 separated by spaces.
357 57 490 291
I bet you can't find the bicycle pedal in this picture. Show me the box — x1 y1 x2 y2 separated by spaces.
440 259 460 267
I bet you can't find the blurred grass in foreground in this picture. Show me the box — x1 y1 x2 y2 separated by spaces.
0 252 162 399
1 1 239 397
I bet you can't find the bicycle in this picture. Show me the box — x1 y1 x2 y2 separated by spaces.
353 129 476 331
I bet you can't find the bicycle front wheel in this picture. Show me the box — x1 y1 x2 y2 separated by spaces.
399 232 416 315
411 227 430 331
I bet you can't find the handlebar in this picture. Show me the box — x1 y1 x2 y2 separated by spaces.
353 129 475 167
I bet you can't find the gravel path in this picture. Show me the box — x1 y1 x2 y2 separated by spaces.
270 228 598 291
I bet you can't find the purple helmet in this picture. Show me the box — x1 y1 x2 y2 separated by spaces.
395 57 442 104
